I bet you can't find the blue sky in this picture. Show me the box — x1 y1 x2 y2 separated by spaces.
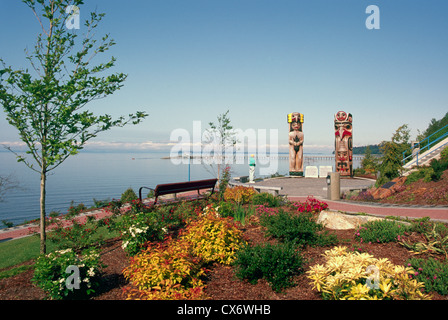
0 0 447 154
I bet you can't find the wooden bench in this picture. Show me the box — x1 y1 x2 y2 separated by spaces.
138 178 218 206
228 181 283 196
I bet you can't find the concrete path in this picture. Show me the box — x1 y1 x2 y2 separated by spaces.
252 176 375 198
1 176 447 242
256 176 448 222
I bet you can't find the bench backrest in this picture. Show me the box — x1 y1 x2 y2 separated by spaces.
154 178 218 197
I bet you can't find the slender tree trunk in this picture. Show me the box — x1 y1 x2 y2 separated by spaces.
39 167 47 254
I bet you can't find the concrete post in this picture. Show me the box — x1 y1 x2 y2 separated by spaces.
326 172 341 200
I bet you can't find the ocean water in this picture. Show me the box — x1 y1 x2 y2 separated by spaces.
0 151 359 228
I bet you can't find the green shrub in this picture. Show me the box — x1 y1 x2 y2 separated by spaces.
354 219 410 243
47 216 104 251
233 242 304 292
430 156 448 181
217 201 235 218
32 248 103 300
251 192 283 207
441 146 448 161
92 198 111 208
121 187 138 203
406 148 448 184
410 217 433 234
402 220 448 257
407 257 448 295
67 201 87 217
410 217 448 237
260 210 337 247
405 167 435 184
119 211 169 256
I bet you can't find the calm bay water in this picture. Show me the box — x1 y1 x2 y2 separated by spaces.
0 151 360 228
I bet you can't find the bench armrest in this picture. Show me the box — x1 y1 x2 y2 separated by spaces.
138 186 155 202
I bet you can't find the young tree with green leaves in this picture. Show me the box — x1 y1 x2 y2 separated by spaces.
203 110 238 182
0 0 147 253
360 145 378 172
376 124 411 186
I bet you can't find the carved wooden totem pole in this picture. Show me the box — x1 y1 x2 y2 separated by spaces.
334 111 353 177
288 112 304 176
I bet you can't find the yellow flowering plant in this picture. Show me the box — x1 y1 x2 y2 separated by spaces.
307 246 431 300
122 208 246 300
122 236 207 300
181 209 247 265
224 185 256 204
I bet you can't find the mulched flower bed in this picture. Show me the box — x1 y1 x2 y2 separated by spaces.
1 217 447 301
379 171 448 206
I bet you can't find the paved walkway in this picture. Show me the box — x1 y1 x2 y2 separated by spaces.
1 176 447 243
248 176 448 222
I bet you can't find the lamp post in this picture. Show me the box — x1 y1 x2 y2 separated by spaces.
184 153 191 181
326 172 340 200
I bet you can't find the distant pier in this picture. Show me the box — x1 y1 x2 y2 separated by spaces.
163 154 365 161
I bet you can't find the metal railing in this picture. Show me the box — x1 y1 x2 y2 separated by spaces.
402 123 448 166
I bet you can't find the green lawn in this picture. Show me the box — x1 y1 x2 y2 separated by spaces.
0 224 120 278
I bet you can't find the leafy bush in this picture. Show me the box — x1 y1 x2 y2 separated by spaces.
349 190 375 202
307 246 430 300
67 201 87 217
354 219 410 244
47 216 104 251
122 207 245 300
405 147 448 184
251 192 283 207
401 221 448 257
224 186 256 204
290 196 328 214
181 210 246 265
217 201 235 218
121 187 138 203
409 217 448 237
255 204 279 217
441 146 448 160
122 237 207 300
214 201 254 225
234 242 304 292
260 210 337 247
430 156 448 181
32 248 103 300
92 198 111 209
119 211 169 256
218 166 231 200
118 200 209 256
406 166 437 184
407 257 448 295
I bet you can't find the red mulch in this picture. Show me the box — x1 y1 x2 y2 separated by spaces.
1 218 447 301
379 171 448 206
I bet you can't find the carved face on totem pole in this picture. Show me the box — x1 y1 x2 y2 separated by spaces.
334 111 353 176
287 112 304 176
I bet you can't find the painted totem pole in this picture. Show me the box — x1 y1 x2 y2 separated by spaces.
334 111 353 177
288 112 304 176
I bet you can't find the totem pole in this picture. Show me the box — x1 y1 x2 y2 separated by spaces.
334 111 353 177
288 112 304 176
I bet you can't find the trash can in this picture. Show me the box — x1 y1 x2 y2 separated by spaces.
326 172 340 200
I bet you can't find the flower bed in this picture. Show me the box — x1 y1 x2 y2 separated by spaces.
1 191 448 300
